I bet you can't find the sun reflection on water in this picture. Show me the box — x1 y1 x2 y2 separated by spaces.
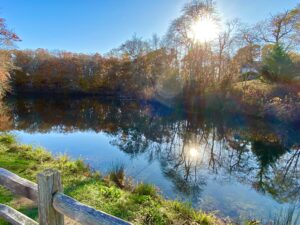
184 143 206 164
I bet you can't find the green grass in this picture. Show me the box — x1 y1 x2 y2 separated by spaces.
0 133 222 225
133 183 158 198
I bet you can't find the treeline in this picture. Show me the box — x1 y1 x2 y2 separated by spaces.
1 1 300 100
12 44 178 99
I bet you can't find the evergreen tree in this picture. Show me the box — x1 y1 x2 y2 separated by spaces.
262 44 298 82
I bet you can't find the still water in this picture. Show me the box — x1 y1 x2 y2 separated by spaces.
1 97 300 222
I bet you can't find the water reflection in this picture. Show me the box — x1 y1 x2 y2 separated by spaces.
1 96 300 220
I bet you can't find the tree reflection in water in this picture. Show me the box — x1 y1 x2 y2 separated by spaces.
2 96 300 211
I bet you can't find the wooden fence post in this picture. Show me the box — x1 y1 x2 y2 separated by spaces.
37 169 64 225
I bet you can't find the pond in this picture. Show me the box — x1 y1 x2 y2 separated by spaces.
1 96 300 222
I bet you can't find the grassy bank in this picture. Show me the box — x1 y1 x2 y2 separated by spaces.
0 133 224 225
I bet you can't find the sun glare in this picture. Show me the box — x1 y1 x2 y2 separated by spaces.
188 17 219 43
189 147 199 158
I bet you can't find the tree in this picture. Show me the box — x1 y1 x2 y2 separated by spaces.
118 35 150 60
165 0 221 97
255 5 300 50
262 44 298 82
233 44 261 83
215 19 241 85
0 18 20 97
0 18 20 47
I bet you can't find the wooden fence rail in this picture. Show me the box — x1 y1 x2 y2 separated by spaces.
0 168 132 225
0 204 38 225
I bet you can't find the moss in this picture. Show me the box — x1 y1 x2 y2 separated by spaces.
0 133 222 225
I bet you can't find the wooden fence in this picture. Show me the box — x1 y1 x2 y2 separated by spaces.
0 168 132 225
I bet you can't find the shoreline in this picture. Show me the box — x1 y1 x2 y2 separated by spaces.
6 80 300 126
0 133 226 225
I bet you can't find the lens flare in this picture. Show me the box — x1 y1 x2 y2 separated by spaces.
188 17 219 42
189 147 199 157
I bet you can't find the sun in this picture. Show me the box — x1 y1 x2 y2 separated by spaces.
188 17 219 43
189 147 199 157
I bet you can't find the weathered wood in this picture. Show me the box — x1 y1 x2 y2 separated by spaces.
53 192 132 225
37 169 64 225
1 168 132 225
0 168 38 202
0 204 38 225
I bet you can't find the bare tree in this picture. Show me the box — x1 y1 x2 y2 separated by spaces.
255 6 300 50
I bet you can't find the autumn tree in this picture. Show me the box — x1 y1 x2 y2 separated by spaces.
0 18 20 98
9 1 300 102
255 5 300 50
165 0 220 98
215 19 241 87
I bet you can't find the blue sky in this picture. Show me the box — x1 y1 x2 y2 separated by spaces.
0 0 299 54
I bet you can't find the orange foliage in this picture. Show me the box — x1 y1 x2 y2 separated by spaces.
11 47 177 99
0 17 20 97
0 101 12 131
